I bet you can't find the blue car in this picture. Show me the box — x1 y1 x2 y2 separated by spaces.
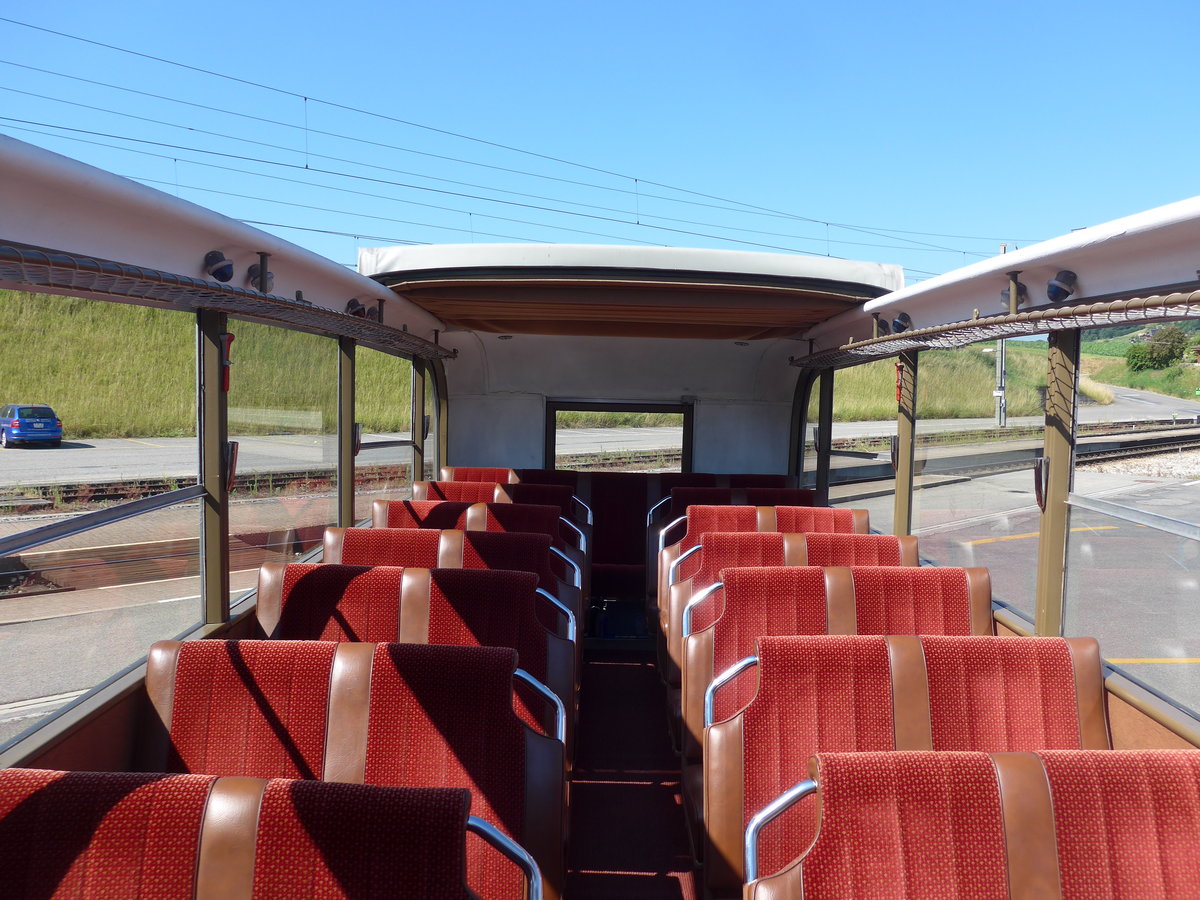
1 404 63 448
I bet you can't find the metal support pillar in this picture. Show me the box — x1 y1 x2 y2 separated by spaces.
814 369 834 506
429 357 449 476
1035 328 1081 636
337 337 355 527
411 358 427 483
197 309 230 624
893 351 919 536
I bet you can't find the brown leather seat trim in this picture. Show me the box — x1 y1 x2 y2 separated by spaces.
255 563 287 637
823 567 857 635
887 636 932 750
756 506 778 532
370 498 388 528
463 502 488 531
964 567 994 635
850 509 870 534
704 715 746 896
399 568 433 643
665 578 694 686
195 776 265 900
491 485 512 503
323 643 374 784
411 481 430 500
323 528 345 564
681 626 715 763
141 640 183 771
1065 637 1112 749
993 753 1063 900
781 533 809 566
437 530 466 568
658 544 682 619
897 535 919 566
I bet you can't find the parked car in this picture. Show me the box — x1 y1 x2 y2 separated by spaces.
0 404 63 448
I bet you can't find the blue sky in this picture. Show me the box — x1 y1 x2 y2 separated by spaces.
2 1 1197 284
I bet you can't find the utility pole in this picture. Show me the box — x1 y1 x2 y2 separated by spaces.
995 244 1009 427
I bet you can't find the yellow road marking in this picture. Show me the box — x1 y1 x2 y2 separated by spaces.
966 525 1119 546
123 437 166 448
1108 658 1200 664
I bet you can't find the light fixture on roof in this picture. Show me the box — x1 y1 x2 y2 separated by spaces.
345 298 367 317
872 313 891 338
891 311 913 334
247 263 274 293
1047 270 1077 303
734 341 750 347
497 334 514 340
203 250 234 283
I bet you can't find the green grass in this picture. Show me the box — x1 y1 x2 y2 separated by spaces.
0 290 413 438
1088 356 1200 400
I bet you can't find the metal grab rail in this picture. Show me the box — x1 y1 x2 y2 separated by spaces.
667 544 702 587
704 655 758 727
571 495 594 526
549 546 582 589
646 496 671 527
535 588 578 643
466 816 544 900
681 581 724 638
744 779 818 883
658 514 688 552
513 668 567 745
559 517 587 554
0 484 206 558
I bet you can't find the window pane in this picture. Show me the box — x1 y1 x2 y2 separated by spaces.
912 342 1044 621
356 349 414 520
0 290 196 518
227 321 338 594
0 501 203 748
829 364 895 534
1065 320 1200 711
554 408 684 473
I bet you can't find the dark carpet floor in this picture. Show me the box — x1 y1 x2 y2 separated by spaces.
564 645 698 899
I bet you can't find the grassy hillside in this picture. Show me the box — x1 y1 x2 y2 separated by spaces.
1 290 412 438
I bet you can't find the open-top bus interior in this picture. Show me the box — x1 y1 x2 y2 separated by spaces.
2 135 1199 897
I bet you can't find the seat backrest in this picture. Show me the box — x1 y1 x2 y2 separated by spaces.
440 466 518 483
503 482 575 518
772 506 868 534
741 487 815 507
143 641 563 900
793 533 917 567
748 749 1200 900
847 565 994 636
256 563 407 641
704 633 1109 895
400 568 574 737
662 531 790 688
324 527 442 566
681 565 833 760
705 635 895 894
0 769 478 900
412 480 505 503
372 499 472 530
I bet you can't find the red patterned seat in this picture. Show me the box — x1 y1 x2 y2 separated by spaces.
323 528 582 632
745 749 1200 899
848 565 992 635
256 563 407 642
412 480 506 503
664 533 919 692
142 641 565 900
373 499 473 530
0 767 480 899
440 466 518 484
703 634 1110 898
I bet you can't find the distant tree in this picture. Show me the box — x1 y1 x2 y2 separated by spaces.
1127 324 1190 370
1149 324 1190 366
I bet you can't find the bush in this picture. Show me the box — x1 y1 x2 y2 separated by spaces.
1125 343 1155 371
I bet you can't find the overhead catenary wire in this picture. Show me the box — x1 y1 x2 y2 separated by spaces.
0 18 1039 257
